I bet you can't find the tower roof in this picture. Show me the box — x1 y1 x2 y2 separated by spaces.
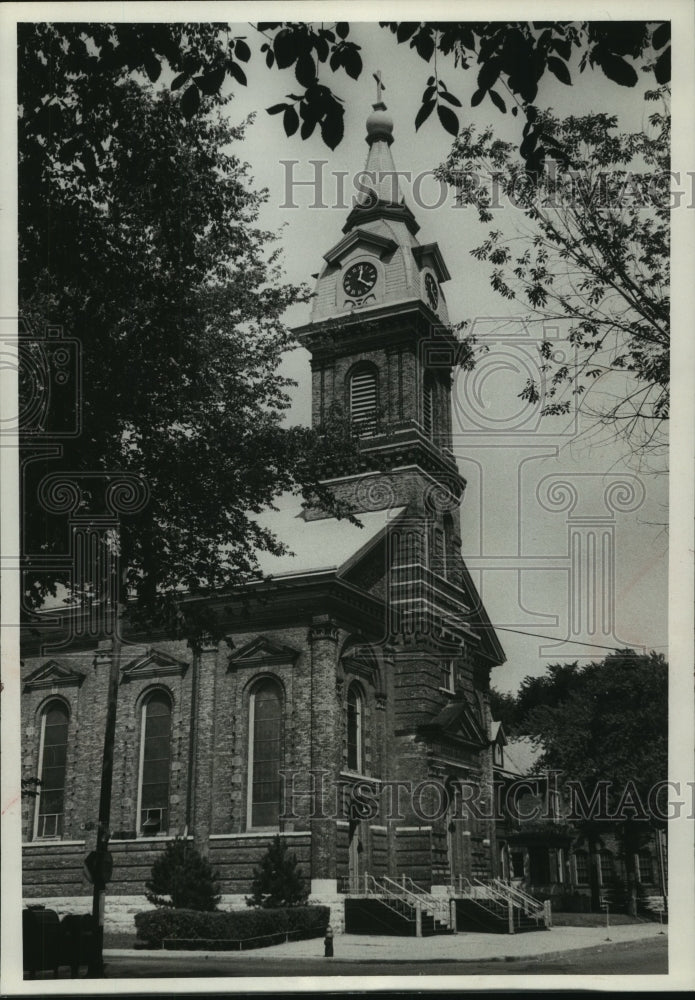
303 79 451 326
346 94 418 235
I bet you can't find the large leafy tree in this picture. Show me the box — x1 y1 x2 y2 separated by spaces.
20 41 356 626
436 95 669 459
514 650 668 912
19 36 357 971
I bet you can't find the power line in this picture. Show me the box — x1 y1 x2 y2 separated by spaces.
484 625 648 653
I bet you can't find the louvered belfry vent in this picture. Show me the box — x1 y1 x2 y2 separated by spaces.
350 367 378 434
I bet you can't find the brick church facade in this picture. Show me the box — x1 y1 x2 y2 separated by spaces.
20 97 508 928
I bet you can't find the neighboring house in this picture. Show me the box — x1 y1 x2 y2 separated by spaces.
492 726 667 914
20 96 508 930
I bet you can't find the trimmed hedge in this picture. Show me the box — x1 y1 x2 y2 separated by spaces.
135 905 330 950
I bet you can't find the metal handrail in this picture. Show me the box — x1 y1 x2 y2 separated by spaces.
367 875 451 927
456 876 511 922
488 878 545 917
474 879 540 916
374 875 427 911
457 876 545 926
362 875 416 924
397 875 450 923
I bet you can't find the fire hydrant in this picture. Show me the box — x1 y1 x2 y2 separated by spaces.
324 924 334 958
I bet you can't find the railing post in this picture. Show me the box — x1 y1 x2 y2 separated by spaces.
507 899 515 934
402 873 406 889
364 871 369 895
415 902 422 938
544 899 552 928
450 897 457 933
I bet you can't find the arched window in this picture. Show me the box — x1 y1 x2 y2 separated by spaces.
349 365 378 435
346 684 364 772
574 850 589 884
638 848 654 883
248 680 283 829
137 690 172 835
35 700 69 838
423 374 436 439
599 849 614 885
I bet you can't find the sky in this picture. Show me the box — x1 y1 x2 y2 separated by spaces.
213 22 669 694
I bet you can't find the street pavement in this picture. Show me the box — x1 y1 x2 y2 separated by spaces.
22 928 668 981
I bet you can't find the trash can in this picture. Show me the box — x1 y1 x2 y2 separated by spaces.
61 913 95 978
23 906 62 977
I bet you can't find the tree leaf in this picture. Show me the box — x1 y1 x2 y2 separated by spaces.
336 22 349 40
267 103 288 115
180 84 200 119
488 89 507 113
274 28 297 70
652 22 670 51
234 38 251 62
295 51 316 87
228 61 247 86
477 56 501 92
171 72 188 92
283 106 299 137
547 56 572 85
313 33 329 62
471 88 485 107
396 22 419 43
342 45 362 80
144 55 161 83
300 116 316 140
437 103 459 137
595 49 638 87
198 66 225 96
320 108 345 150
413 29 435 62
439 90 462 108
551 37 572 61
654 46 670 85
414 99 435 131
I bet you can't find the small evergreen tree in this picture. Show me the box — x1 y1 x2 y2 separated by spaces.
246 835 309 908
145 837 221 911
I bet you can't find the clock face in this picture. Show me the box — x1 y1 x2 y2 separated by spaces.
425 273 439 310
343 261 378 298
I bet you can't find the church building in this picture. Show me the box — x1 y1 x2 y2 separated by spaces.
20 95 507 930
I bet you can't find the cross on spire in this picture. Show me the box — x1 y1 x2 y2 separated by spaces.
373 70 386 104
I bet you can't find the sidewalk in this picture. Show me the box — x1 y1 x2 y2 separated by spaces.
106 922 666 964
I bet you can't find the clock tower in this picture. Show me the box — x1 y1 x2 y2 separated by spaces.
294 93 466 526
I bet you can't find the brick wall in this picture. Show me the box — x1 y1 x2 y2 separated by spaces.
208 832 311 895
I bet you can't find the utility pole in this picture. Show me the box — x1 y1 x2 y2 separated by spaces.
86 636 121 977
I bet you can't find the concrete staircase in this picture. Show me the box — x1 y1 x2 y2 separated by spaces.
455 877 550 934
343 875 454 936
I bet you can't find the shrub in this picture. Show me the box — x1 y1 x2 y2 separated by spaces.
246 834 309 908
145 837 221 911
134 905 329 949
